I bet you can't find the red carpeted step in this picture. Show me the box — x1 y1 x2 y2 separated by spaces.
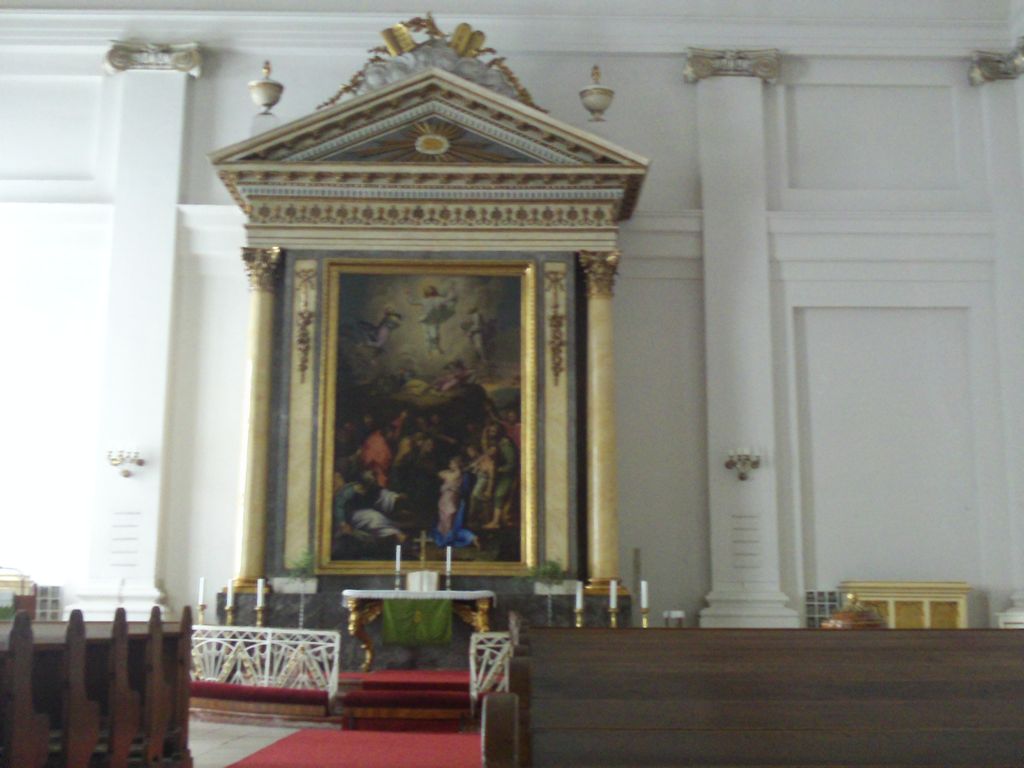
228 730 480 768
341 688 471 732
341 669 470 692
191 681 329 707
342 689 470 709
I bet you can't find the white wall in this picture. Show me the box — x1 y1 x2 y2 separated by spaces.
2 0 1021 626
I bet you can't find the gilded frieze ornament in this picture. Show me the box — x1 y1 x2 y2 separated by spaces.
242 246 283 292
683 48 780 84
578 250 620 298
969 39 1024 85
105 41 201 77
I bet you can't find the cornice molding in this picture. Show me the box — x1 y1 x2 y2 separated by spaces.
0 8 1012 58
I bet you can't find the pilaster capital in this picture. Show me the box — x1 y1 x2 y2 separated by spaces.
242 246 283 293
104 41 202 77
683 48 780 84
969 39 1024 85
578 250 620 298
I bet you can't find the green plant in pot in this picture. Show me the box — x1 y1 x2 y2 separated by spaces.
286 549 317 628
531 559 566 626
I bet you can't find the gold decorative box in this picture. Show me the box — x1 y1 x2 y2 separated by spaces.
839 581 970 629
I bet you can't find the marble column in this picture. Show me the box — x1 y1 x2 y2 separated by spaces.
578 251 622 592
686 48 798 627
236 246 283 590
72 42 199 621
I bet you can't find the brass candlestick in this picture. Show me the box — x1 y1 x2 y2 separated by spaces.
226 606 235 626
256 606 265 627
641 607 650 628
394 570 402 591
575 608 584 628
608 607 619 629
197 603 206 625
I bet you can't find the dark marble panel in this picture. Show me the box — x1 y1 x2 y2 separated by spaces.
215 590 634 670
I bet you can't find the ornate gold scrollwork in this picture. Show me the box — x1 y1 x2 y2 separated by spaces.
241 246 283 293
545 269 567 386
293 267 317 383
578 250 620 298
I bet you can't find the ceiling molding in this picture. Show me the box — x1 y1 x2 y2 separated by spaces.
0 6 1013 58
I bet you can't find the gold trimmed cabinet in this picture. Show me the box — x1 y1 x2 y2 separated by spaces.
210 16 648 593
840 581 971 629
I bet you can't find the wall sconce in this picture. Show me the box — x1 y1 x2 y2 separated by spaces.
107 451 144 478
579 65 614 122
725 450 760 481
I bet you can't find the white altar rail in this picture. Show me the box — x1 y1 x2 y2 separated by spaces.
191 625 341 698
469 631 512 714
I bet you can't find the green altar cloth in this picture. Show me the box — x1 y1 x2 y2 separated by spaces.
381 598 452 646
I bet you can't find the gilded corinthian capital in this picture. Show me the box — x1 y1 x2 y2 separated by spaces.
105 41 202 77
578 250 620 298
242 247 283 292
683 48 780 84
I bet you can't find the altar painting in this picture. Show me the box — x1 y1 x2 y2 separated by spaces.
317 260 536 575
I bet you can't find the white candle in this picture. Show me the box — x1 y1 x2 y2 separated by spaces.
226 581 234 609
395 544 402 573
609 579 618 610
641 580 649 610
575 581 584 612
256 578 265 609
445 546 452 573
197 577 205 606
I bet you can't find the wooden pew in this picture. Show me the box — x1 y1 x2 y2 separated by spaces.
60 610 101 766
485 627 1024 767
1 608 192 768
0 611 50 768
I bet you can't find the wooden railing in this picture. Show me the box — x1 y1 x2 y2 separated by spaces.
0 606 192 768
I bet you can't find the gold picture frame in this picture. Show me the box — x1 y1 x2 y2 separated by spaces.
316 258 537 575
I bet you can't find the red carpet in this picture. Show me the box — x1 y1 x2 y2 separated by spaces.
227 729 481 768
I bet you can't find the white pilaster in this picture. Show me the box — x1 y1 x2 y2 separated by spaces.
71 47 195 621
691 53 798 627
982 77 1024 626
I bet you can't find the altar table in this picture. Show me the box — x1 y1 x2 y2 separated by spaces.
342 589 496 671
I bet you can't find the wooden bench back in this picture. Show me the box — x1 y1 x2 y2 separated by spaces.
520 627 1024 767
0 607 191 768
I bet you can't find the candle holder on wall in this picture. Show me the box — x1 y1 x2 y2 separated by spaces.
107 450 145 478
725 450 761 480
608 607 619 629
226 606 235 626
575 608 584 628
640 607 650 629
256 606 265 627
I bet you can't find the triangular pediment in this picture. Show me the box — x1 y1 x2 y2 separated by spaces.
212 68 648 222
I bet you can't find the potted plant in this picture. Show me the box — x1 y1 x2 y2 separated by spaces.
531 560 569 625
285 550 317 628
